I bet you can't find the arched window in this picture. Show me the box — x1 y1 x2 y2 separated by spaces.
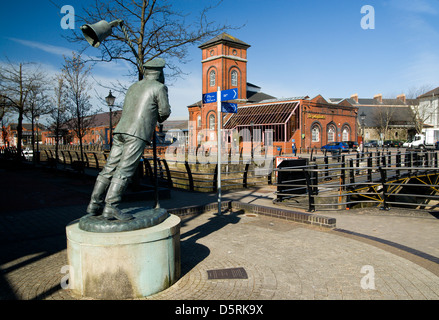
327 125 336 143
209 114 215 130
311 125 320 142
197 115 201 128
231 70 238 87
209 70 216 87
342 127 350 141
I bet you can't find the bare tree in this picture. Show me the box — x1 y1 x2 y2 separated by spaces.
25 82 52 159
407 85 435 134
0 95 8 122
60 0 240 82
0 60 45 160
48 74 69 162
372 106 396 142
0 95 12 147
62 53 96 162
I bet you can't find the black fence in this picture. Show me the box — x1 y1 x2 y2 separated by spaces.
275 149 439 212
1 146 273 193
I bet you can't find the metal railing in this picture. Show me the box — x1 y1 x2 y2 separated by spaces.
274 149 439 212
164 160 272 192
7 146 273 192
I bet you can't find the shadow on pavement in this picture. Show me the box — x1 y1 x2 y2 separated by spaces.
179 209 243 277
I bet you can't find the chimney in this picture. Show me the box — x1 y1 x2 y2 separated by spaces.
397 93 406 103
350 93 358 103
373 94 382 103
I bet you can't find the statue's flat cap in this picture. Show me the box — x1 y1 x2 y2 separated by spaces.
143 58 166 68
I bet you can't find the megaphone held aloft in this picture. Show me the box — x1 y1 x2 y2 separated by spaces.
80 20 122 48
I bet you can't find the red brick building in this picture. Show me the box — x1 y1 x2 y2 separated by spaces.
1 123 44 147
223 95 358 153
188 33 358 153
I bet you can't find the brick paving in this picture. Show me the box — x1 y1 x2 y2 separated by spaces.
1 164 439 300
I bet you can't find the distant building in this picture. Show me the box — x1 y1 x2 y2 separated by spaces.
3 123 44 147
417 86 439 129
330 94 417 144
39 110 187 147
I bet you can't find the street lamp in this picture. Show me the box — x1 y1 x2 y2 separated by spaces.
35 115 40 163
105 90 116 147
360 112 366 153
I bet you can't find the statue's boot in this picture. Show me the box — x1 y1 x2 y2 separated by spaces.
102 177 133 221
86 175 111 216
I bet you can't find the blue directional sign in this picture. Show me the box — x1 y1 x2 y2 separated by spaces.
221 88 238 101
202 88 238 104
202 92 217 103
221 102 238 113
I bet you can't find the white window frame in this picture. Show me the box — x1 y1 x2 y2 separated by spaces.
231 70 238 87
342 127 349 141
328 126 335 142
311 126 320 142
209 114 215 130
209 70 216 87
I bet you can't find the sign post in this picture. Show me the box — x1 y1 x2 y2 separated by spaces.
203 87 238 215
217 87 222 215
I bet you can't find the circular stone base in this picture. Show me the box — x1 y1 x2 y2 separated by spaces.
79 207 169 233
66 214 181 299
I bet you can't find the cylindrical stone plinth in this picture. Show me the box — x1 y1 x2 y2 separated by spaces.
66 214 180 299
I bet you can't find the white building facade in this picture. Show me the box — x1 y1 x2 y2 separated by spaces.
417 87 439 128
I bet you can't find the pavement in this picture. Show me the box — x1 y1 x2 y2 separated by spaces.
1 162 439 301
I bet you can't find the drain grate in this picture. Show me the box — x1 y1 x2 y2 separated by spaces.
207 267 248 280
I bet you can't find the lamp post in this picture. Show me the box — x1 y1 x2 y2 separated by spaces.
360 112 366 153
105 90 116 147
35 115 40 163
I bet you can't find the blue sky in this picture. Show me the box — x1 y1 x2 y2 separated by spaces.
1 0 439 121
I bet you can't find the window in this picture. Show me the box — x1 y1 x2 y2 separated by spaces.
209 114 215 130
311 126 320 142
327 126 335 142
231 70 238 87
342 127 350 141
197 115 201 128
209 70 216 87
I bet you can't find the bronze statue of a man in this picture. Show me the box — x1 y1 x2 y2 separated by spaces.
86 58 171 221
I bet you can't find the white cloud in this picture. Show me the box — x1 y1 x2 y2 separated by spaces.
388 0 439 41
402 51 439 87
9 38 74 57
6 37 202 120
388 0 438 15
8 37 131 75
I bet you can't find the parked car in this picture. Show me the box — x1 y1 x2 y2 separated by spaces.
364 140 378 148
346 141 359 150
321 142 349 153
383 140 403 148
383 140 393 147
